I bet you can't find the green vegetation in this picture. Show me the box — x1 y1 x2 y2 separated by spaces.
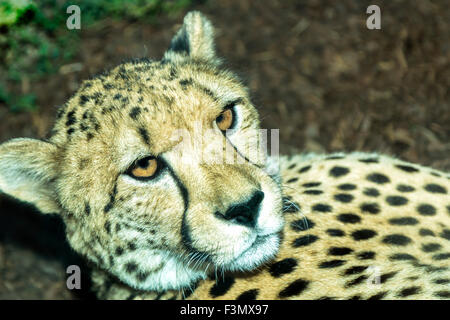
0 0 195 112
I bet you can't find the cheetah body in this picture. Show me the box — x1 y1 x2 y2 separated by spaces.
90 152 450 300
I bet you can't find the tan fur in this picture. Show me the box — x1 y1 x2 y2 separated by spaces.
0 12 449 299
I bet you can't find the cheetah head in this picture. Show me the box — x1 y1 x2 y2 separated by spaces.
0 12 284 291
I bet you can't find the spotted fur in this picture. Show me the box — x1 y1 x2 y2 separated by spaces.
0 12 449 300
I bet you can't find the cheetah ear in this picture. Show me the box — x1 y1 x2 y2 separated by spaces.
0 138 60 214
164 11 219 64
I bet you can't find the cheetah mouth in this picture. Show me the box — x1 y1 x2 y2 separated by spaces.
224 231 281 272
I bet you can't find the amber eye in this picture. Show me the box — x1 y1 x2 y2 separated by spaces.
216 108 234 131
129 157 159 180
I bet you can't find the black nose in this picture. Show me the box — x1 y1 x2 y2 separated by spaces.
221 191 264 228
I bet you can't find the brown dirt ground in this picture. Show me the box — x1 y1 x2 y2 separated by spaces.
0 0 449 299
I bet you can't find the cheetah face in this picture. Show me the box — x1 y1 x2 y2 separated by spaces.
0 12 284 291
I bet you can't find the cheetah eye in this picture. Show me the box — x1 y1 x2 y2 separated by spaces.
215 107 236 132
127 156 160 180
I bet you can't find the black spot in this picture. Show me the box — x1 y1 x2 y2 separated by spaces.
104 184 117 213
200 86 216 100
386 196 408 206
424 183 447 194
115 224 121 233
292 235 319 247
357 250 375 259
128 242 137 251
80 123 89 132
278 279 309 298
434 291 450 298
334 193 354 203
345 275 368 288
66 110 77 126
79 95 89 106
298 165 311 173
138 127 150 145
328 247 354 256
368 292 387 300
367 173 390 184
440 229 450 240
282 198 300 213
180 79 192 87
303 189 323 195
419 228 435 237
125 262 138 273
104 221 111 234
329 166 350 177
104 201 113 213
103 83 114 90
363 188 380 197
312 203 332 213
115 247 124 256
287 163 296 170
398 286 421 297
210 276 235 297
269 258 298 277
326 229 345 237
109 255 115 267
337 213 361 224
302 182 321 188
85 202 91 216
236 289 259 300
136 271 149 282
421 243 442 252
360 203 380 214
395 164 419 173
291 218 315 231
286 177 298 183
319 260 346 268
388 217 419 225
433 279 450 285
338 183 356 190
397 184 415 192
67 128 75 135
351 229 377 240
343 266 367 275
113 93 122 100
417 204 436 216
167 67 177 81
382 234 412 246
359 158 379 163
378 272 399 284
129 107 141 120
326 155 344 160
432 253 450 260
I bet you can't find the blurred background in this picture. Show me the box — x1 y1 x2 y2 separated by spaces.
0 0 449 299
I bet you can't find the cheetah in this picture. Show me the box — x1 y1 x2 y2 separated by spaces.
0 11 449 300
